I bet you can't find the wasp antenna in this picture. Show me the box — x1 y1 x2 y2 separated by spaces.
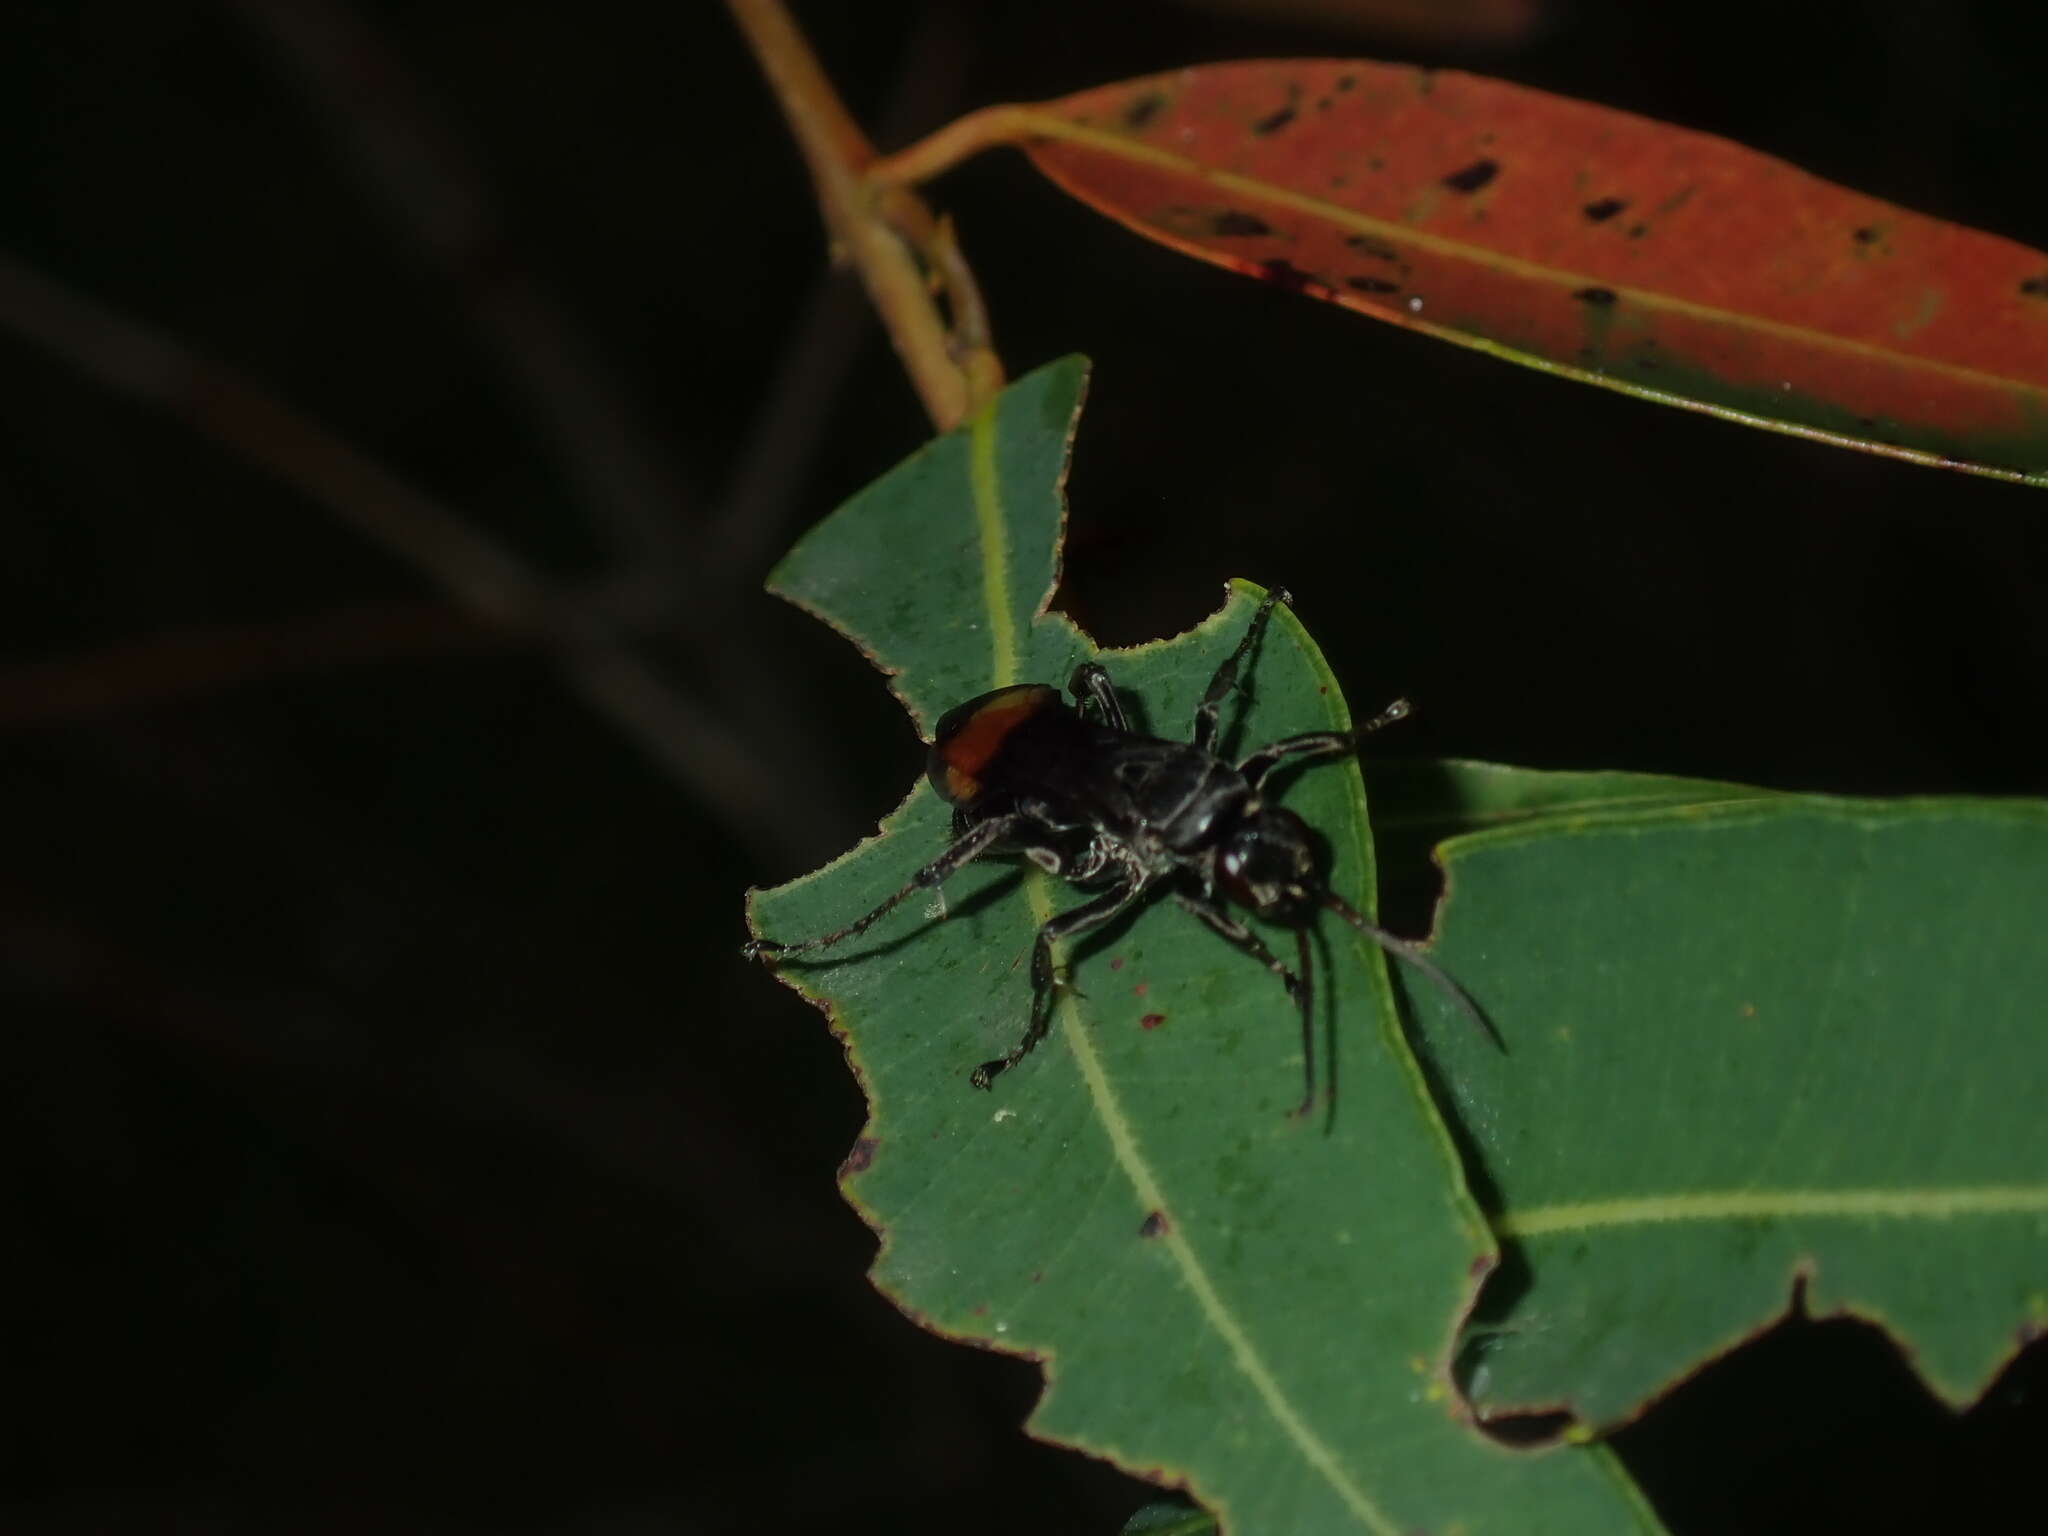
1355 697 1412 737
1320 892 1505 1053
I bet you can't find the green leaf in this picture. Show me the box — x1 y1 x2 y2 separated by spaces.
1364 758 1780 884
1120 1500 1215 1535
1409 797 2048 1427
1364 758 1780 841
750 357 1659 1533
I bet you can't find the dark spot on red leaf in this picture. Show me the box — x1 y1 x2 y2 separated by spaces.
1314 96 1333 114
1344 233 1400 261
1209 210 1273 237
1574 286 1619 307
1627 222 1649 239
1416 69 1437 97
1138 1210 1171 1238
1852 225 1880 245
1252 94 1299 136
1442 158 1499 193
1140 1012 1166 1030
1583 196 1627 222
1336 74 1356 92
1258 258 1322 293
1347 276 1400 295
839 1136 878 1175
1122 92 1166 130
2020 275 2048 297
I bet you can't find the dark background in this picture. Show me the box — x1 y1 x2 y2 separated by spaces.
2 1 2043 1531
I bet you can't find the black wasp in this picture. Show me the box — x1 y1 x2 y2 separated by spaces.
744 588 1488 1116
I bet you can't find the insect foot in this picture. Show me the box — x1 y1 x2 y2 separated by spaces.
969 1057 1012 1092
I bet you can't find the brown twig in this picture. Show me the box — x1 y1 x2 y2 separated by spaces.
705 1 977 590
0 250 830 860
864 104 1049 192
723 0 1003 432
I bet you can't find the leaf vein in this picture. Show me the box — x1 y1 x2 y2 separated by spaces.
1502 1185 2048 1236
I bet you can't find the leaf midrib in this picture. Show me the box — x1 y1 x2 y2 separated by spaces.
1500 1184 2048 1238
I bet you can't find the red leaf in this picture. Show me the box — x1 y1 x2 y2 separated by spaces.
1005 62 2048 486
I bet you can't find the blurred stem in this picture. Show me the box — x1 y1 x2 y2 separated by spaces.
224 0 700 616
0 600 509 726
723 0 1001 430
0 250 830 862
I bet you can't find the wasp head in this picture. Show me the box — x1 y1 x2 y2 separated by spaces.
1216 803 1322 923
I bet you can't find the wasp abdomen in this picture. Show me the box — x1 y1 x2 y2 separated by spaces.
927 684 1062 807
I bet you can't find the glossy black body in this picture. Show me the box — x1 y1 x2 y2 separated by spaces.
746 589 1466 1109
928 687 1258 892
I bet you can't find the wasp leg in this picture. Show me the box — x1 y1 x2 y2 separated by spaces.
743 812 1021 963
1171 891 1320 1117
1234 695 1411 790
1068 662 1130 732
1321 890 1505 1054
1192 585 1290 751
971 878 1149 1090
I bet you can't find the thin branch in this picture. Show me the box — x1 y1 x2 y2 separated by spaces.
0 882 837 1279
926 214 1004 405
0 600 508 726
703 270 872 594
221 0 697 612
0 253 539 618
723 0 1002 432
705 0 978 591
864 104 1045 191
0 250 829 860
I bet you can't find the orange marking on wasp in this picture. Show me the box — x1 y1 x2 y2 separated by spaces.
937 684 1055 802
